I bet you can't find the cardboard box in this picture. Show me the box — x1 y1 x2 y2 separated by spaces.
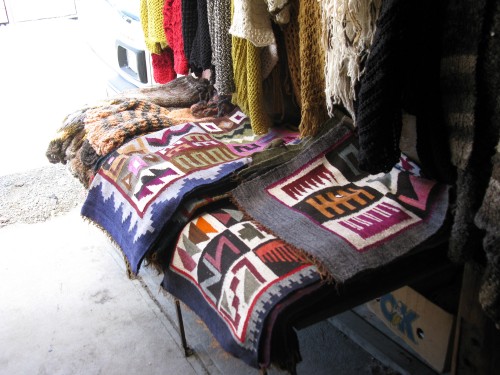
367 286 455 373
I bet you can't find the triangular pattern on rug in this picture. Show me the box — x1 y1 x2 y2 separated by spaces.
176 245 197 272
182 234 203 257
188 222 211 244
195 216 217 235
243 267 262 305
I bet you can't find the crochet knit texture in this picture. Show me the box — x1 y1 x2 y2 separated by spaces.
46 76 211 187
140 0 168 54
114 75 210 107
163 0 189 74
230 0 276 47
320 0 381 119
182 0 212 74
282 0 328 137
207 0 235 96
151 48 177 83
232 35 272 135
266 0 290 24
355 0 455 181
440 0 489 264
474 0 500 328
354 0 406 174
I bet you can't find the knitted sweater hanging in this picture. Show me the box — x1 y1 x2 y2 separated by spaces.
474 0 500 329
229 0 276 47
182 0 212 74
140 0 168 54
282 0 328 137
207 0 235 96
355 0 452 178
231 35 272 135
163 0 189 75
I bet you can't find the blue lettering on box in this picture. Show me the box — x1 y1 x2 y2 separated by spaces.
380 293 420 343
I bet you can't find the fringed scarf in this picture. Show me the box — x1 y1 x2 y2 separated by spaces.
320 0 381 119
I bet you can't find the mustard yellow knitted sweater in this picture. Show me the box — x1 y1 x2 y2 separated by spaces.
232 38 272 135
140 0 168 54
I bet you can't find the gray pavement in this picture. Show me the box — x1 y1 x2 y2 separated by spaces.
0 15 404 375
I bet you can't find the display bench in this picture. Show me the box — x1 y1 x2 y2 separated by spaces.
169 237 465 374
169 242 499 374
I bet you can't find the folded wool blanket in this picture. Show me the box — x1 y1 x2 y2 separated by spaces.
81 109 300 275
232 111 450 283
46 76 212 186
113 75 211 107
83 99 174 157
143 194 231 271
46 99 174 187
162 203 321 370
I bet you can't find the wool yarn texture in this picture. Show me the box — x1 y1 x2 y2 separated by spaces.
151 48 177 83
354 0 408 175
232 35 272 135
182 0 212 74
282 0 328 137
229 0 281 85
207 0 235 96
440 0 490 264
229 0 276 47
113 75 211 108
320 0 381 119
471 0 500 328
163 0 189 75
140 0 168 54
266 0 290 24
83 100 173 157
46 76 212 187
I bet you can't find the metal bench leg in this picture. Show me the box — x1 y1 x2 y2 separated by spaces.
175 298 194 357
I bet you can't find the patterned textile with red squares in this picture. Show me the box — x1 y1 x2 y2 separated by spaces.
81 108 300 275
163 205 321 367
232 116 450 283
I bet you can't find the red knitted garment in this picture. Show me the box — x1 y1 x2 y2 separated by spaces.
163 0 189 75
152 48 177 83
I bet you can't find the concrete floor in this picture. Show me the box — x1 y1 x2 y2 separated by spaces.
0 15 411 375
0 210 205 375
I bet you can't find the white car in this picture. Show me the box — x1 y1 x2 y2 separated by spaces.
77 0 155 95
